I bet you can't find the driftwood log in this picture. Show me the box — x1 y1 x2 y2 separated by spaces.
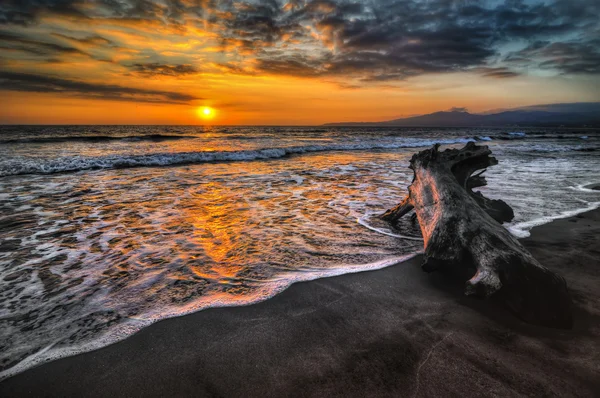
382 142 572 328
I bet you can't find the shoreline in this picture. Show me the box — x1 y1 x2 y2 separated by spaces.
2 209 600 396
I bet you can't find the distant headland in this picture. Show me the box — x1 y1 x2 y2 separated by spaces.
324 102 600 127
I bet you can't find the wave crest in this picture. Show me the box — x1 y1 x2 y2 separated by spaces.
0 138 474 177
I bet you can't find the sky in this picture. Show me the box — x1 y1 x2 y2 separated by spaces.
0 0 599 125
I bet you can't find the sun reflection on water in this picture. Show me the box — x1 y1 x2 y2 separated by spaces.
2 137 598 377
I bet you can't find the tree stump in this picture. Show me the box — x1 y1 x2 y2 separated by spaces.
382 142 572 328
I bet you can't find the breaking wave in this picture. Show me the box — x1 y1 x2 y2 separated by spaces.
0 253 418 381
0 138 474 177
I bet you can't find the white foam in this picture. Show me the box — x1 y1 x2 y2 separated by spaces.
508 131 526 137
0 253 419 381
0 318 152 382
357 214 424 241
569 182 600 193
508 201 600 238
0 138 475 177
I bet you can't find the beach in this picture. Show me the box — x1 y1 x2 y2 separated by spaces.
2 208 599 397
2 0 599 395
2 126 598 377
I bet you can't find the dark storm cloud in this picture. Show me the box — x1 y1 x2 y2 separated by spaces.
0 0 195 25
0 71 199 103
128 63 199 77
220 1 284 42
0 0 85 25
210 0 600 81
228 1 499 80
0 0 598 85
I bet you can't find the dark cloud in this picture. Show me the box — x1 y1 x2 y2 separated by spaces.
0 31 89 57
0 0 196 26
221 1 283 43
0 0 598 86
449 107 468 113
476 67 520 79
0 0 85 25
0 71 199 103
505 39 600 74
128 63 198 77
255 53 325 77
212 0 600 81
51 33 114 47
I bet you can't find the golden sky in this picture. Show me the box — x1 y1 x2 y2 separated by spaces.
1 0 599 125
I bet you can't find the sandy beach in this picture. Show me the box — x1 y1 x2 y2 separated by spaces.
2 0 598 395
1 208 599 397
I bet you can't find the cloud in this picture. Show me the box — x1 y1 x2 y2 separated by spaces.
127 63 198 77
449 107 468 113
0 31 89 57
476 67 520 79
0 0 598 93
0 71 199 103
213 0 600 82
505 39 600 74
0 0 85 25
51 33 114 47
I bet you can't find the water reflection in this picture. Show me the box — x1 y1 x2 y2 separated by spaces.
1 142 599 378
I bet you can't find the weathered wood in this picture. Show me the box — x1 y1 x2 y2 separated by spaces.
382 142 572 328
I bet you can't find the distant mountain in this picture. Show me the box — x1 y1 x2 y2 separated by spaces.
324 102 600 127
482 102 600 115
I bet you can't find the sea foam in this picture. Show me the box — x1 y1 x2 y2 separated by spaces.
0 253 419 381
0 138 474 177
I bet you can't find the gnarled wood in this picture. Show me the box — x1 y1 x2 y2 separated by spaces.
382 142 572 328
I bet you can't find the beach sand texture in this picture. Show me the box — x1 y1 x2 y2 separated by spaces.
1 209 599 397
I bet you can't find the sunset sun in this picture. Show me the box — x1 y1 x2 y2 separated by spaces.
1 0 599 394
197 107 215 120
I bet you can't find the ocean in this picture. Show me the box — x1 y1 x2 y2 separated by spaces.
1 125 599 378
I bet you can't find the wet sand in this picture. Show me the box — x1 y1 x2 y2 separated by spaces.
1 209 600 397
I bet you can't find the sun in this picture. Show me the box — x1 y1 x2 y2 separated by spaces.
197 106 215 120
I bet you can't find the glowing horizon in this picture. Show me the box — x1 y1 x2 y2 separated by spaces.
0 1 599 125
